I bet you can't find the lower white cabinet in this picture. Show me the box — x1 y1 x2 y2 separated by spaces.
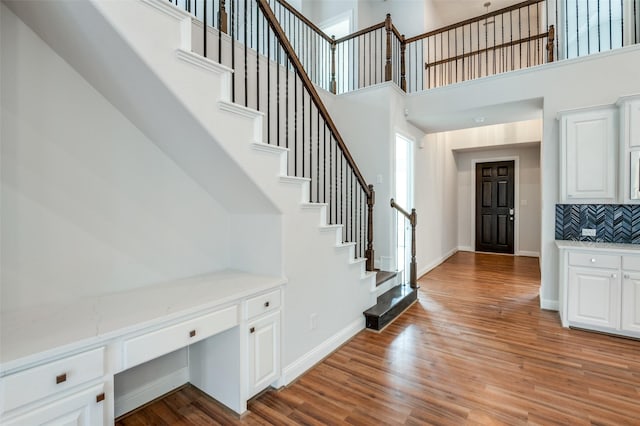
2 384 106 426
558 242 640 338
568 267 620 330
622 272 640 333
247 311 280 398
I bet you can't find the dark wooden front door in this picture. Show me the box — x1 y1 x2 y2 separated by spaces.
475 161 514 254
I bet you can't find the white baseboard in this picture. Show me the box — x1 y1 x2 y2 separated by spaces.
457 245 473 252
417 247 458 278
278 318 363 387
517 250 540 258
540 298 559 311
114 367 189 417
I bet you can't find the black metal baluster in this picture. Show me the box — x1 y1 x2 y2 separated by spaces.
608 0 613 50
277 42 280 147
231 0 236 101
316 109 320 203
329 133 333 223
203 0 207 57
323 122 327 204
243 0 248 106
369 33 372 86
267 22 271 143
294 74 297 176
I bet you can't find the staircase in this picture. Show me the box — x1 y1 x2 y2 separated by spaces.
6 0 378 388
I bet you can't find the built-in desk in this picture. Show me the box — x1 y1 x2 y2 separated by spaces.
0 270 286 425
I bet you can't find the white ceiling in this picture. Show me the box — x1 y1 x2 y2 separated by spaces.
429 0 527 30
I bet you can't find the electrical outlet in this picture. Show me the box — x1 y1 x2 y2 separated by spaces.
310 313 317 331
582 228 596 237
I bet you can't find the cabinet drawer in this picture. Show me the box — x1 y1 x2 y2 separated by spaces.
247 289 281 319
569 252 619 269
622 255 640 271
1 347 104 414
123 305 238 369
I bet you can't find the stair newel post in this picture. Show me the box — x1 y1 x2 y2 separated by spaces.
547 25 555 62
384 14 392 82
400 34 407 92
366 184 375 271
330 36 337 94
219 0 228 34
203 0 208 57
409 208 418 289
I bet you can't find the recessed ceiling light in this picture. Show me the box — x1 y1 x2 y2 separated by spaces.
474 117 485 123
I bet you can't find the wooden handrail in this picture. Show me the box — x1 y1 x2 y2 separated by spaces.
334 21 386 44
257 0 371 196
425 31 549 68
272 0 333 42
405 0 544 44
391 24 402 41
390 199 417 289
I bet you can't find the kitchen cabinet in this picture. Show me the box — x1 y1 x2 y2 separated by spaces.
557 241 640 339
559 106 618 203
618 95 640 202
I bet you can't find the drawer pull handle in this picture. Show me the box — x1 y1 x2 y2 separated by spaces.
250 327 255 333
624 274 630 279
611 273 617 279
264 301 270 308
591 258 596 263
96 393 105 403
189 330 196 338
56 373 67 384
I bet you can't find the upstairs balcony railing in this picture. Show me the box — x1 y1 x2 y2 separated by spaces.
172 0 638 94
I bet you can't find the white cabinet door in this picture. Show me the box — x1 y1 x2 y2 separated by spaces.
247 311 280 398
568 267 620 329
622 273 640 333
620 97 640 202
2 384 105 426
560 108 617 202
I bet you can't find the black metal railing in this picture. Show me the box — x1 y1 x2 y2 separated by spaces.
173 0 639 95
405 0 554 91
167 0 375 269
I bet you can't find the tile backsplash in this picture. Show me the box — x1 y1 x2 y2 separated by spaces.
555 204 640 244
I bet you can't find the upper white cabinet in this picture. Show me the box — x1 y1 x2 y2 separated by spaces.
619 95 640 203
559 106 618 203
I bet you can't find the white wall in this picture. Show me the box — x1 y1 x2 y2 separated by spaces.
320 83 425 272
0 5 233 311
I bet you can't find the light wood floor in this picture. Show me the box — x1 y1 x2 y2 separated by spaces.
116 252 640 425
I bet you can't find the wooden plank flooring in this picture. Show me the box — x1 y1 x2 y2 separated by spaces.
116 252 640 425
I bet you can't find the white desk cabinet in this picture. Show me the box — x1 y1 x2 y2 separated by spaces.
557 241 640 339
559 106 618 203
2 384 106 426
0 271 286 424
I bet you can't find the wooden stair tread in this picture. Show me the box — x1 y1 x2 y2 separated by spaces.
375 270 397 287
363 284 417 331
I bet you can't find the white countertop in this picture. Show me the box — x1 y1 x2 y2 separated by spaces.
555 240 640 252
0 270 286 374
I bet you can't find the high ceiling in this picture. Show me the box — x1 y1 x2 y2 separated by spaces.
428 0 528 30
